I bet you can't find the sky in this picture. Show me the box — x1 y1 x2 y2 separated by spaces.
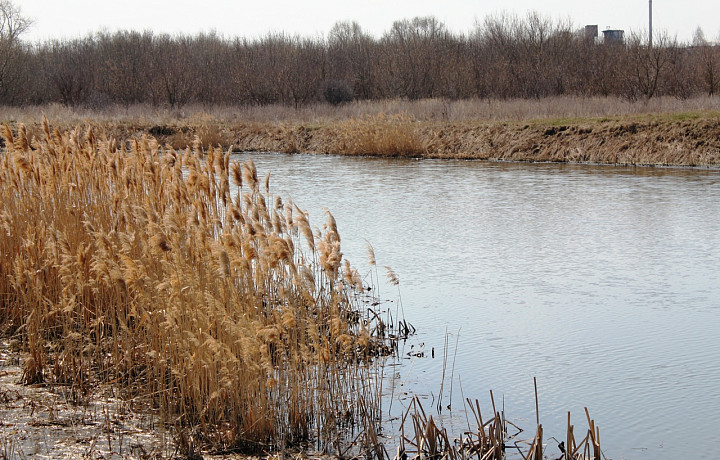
17 0 720 44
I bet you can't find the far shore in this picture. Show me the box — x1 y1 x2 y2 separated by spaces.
3 97 720 166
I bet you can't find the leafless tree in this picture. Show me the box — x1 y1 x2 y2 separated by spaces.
382 16 451 99
622 31 674 100
692 27 719 96
2 9 719 108
327 21 377 100
148 35 197 107
96 31 154 107
42 39 97 106
0 0 32 102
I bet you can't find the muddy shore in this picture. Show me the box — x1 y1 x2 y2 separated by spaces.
229 117 720 166
47 114 720 166
5 113 720 167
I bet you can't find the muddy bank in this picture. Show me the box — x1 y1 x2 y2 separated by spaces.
228 117 720 166
419 118 720 165
0 341 174 459
10 114 720 166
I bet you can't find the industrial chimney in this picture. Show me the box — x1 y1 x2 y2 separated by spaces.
649 0 653 47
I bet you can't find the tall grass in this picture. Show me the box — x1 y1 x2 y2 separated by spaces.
332 114 424 157
4 95 720 127
0 118 393 455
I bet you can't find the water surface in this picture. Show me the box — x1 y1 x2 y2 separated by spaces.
233 153 720 460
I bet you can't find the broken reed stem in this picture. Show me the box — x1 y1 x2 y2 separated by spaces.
448 328 460 410
437 327 449 412
401 384 602 460
534 376 540 426
585 406 601 460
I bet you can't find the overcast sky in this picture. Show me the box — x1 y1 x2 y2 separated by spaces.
17 0 720 44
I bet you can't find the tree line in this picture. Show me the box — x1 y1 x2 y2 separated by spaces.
2 4 719 108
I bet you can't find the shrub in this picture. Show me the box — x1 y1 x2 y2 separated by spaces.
322 79 354 106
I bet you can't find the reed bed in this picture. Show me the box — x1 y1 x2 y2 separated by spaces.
396 392 604 460
331 114 424 157
0 118 397 456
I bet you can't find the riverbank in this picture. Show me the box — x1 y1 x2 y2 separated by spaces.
227 114 720 166
5 107 720 166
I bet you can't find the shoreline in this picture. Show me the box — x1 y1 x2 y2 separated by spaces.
6 113 720 167
229 116 720 166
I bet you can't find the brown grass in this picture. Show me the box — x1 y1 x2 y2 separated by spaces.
0 117 395 456
331 114 424 157
3 96 720 125
3 97 720 166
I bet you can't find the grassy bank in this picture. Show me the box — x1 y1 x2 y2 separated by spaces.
3 96 720 166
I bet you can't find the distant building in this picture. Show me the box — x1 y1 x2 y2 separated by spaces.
602 29 625 44
585 25 599 41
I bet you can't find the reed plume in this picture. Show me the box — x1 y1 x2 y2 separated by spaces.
0 121 395 456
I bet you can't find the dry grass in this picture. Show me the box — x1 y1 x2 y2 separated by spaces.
331 114 424 157
0 118 396 456
3 97 720 166
3 95 720 126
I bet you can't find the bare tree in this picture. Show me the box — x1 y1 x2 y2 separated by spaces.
692 27 719 96
0 0 30 44
383 16 451 99
623 31 674 100
149 35 197 107
43 39 97 106
664 42 695 99
2 8 718 108
283 37 325 108
96 31 154 107
327 21 376 101
0 0 32 102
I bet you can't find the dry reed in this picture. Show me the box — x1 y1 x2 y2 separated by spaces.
396 389 604 460
0 118 395 456
4 96 720 125
331 114 425 157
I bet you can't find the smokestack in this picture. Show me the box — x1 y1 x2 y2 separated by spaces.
649 0 653 47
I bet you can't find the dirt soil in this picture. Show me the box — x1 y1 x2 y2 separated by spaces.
0 340 177 459
0 342 333 459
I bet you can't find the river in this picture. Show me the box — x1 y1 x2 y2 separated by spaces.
232 153 720 460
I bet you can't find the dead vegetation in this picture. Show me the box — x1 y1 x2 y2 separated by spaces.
395 380 604 460
331 114 423 157
0 117 403 457
0 116 609 459
3 97 720 166
0 344 175 459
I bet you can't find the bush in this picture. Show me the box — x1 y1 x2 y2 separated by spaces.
322 79 354 105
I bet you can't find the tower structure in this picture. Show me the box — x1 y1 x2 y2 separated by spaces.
649 0 653 47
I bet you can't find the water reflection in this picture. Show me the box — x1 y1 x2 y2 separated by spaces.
233 153 720 460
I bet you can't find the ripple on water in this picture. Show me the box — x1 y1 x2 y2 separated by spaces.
233 153 720 460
